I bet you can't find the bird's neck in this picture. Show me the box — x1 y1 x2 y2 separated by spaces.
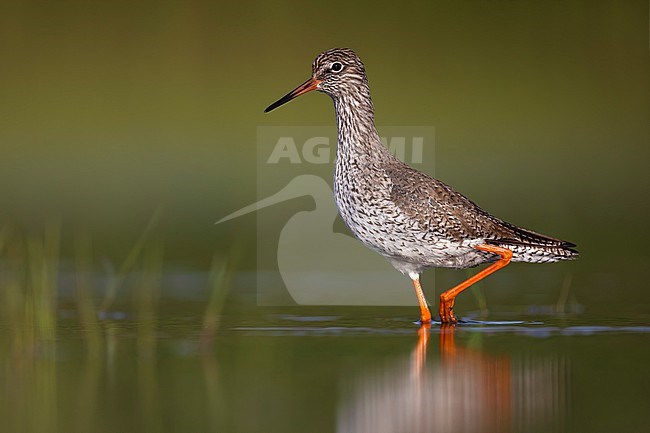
333 90 387 162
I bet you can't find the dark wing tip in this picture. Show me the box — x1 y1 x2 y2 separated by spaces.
486 237 579 256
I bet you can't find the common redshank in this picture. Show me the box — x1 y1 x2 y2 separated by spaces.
264 48 577 324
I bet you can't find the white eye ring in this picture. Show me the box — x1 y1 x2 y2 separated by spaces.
331 62 343 72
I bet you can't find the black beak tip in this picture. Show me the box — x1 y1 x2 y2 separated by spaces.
264 97 289 114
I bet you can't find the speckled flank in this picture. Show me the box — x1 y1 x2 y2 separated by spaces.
309 48 578 277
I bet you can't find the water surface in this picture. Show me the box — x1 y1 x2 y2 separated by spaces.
1 298 647 433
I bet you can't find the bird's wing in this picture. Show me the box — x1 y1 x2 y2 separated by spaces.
383 162 576 252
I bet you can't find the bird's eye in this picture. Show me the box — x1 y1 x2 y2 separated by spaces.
331 62 343 72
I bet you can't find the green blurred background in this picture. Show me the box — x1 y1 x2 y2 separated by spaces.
0 0 648 307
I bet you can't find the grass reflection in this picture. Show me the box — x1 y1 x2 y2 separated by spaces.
74 230 102 354
0 220 234 433
0 223 60 432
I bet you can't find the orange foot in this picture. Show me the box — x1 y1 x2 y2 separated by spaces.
419 306 432 324
439 294 457 324
437 244 513 324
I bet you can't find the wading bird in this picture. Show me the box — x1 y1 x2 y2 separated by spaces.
264 48 577 324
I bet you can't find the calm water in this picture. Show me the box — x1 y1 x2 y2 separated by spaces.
1 286 648 433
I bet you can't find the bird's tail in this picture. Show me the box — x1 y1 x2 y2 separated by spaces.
486 224 578 263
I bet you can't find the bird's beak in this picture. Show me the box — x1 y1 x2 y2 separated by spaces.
264 77 321 113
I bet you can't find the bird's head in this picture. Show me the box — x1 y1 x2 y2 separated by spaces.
265 48 369 113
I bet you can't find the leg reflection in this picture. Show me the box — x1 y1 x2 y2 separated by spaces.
412 323 430 376
338 324 567 433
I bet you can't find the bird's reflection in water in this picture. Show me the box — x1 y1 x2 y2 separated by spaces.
337 325 568 433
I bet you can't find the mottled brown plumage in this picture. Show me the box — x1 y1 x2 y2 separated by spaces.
265 48 577 323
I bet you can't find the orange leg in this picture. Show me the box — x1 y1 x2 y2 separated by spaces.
439 244 513 324
410 274 432 324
